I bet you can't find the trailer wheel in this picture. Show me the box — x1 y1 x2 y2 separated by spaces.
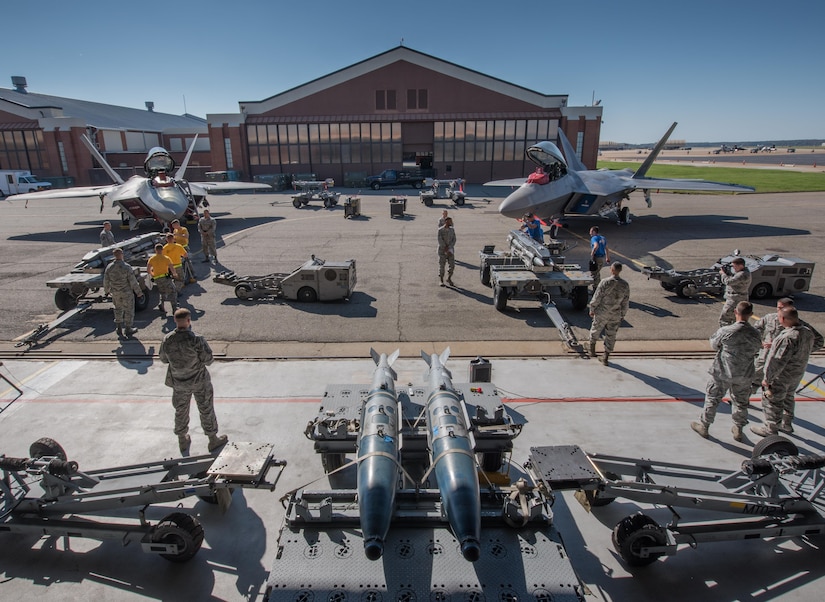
151 512 204 562
480 265 491 287
135 290 150 312
571 286 589 310
29 437 67 460
612 513 665 567
493 285 508 311
292 198 302 208
751 282 773 300
752 435 798 459
297 286 318 303
675 280 698 298
234 284 254 300
371 182 381 191
321 452 345 473
413 181 423 189
454 196 465 206
423 197 433 207
54 288 79 311
660 282 675 291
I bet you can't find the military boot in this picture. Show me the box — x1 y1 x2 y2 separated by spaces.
116 324 123 338
439 275 444 287
601 352 610 366
178 434 191 454
208 434 228 452
447 275 454 286
750 423 777 438
690 421 709 439
778 417 794 434
588 341 596 358
731 424 744 442
125 327 138 338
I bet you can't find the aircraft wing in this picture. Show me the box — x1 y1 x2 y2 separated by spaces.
189 181 273 195
629 177 754 193
484 178 528 187
6 185 116 201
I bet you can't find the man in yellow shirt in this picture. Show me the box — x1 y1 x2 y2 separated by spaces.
163 233 190 292
170 219 196 285
147 243 177 314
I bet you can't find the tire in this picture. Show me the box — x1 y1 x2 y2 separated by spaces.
423 197 433 207
292 199 302 208
752 435 798 459
321 452 345 473
751 282 773 300
235 284 253 300
481 451 503 472
618 207 629 224
297 286 318 303
660 282 675 291
151 512 204 562
413 181 423 189
493 285 507 311
29 437 67 460
54 288 79 311
480 265 491 287
454 196 465 206
135 290 150 312
571 286 589 310
371 182 381 191
612 513 666 567
548 223 560 239
675 280 698 298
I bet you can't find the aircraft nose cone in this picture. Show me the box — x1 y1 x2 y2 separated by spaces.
498 186 534 219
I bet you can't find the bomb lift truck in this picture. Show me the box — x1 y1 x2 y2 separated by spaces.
479 230 591 347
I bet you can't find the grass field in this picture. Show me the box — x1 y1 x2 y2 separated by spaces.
596 162 825 193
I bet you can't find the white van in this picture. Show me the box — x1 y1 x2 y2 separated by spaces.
0 170 52 196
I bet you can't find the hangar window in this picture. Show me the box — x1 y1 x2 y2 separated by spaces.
375 90 397 111
407 89 428 110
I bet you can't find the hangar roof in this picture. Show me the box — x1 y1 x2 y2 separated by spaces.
239 46 568 115
0 87 206 131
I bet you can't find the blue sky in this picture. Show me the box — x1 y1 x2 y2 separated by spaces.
4 0 822 144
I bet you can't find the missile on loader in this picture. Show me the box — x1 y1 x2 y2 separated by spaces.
421 348 482 561
357 348 401 560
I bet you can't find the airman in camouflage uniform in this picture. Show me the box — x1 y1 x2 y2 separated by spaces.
752 297 823 394
719 257 751 326
588 262 630 366
691 301 761 442
198 209 218 262
751 307 818 437
437 217 456 286
159 308 228 454
103 248 143 338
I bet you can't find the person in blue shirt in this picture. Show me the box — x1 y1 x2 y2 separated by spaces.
521 213 544 243
589 226 610 288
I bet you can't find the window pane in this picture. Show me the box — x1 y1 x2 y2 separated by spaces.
464 121 475 142
526 120 538 141
371 123 381 141
434 122 444 142
329 123 339 143
454 142 464 161
287 124 298 144
515 120 526 141
454 121 464 141
308 123 319 145
392 122 401 142
418 89 428 109
504 120 516 140
444 122 454 141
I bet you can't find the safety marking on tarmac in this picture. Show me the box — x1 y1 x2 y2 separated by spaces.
0 361 60 400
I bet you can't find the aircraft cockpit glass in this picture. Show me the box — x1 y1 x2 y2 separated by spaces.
144 148 176 176
526 142 567 169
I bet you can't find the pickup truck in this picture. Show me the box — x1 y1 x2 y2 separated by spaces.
365 169 426 190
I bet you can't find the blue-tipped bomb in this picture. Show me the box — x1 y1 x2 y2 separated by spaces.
422 348 482 562
357 348 401 561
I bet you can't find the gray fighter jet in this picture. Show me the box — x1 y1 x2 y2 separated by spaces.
489 122 754 225
8 135 269 229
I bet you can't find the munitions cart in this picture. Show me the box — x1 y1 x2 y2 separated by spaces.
479 230 591 346
419 178 467 206
0 438 285 562
214 256 356 302
643 250 815 299
291 179 340 209
526 436 825 567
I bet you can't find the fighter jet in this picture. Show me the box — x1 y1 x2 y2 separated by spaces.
489 122 754 225
8 135 269 229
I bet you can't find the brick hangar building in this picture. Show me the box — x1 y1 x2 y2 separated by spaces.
1 47 602 188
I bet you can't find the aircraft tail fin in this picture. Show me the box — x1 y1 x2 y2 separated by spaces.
633 122 678 179
80 135 125 185
557 128 587 172
175 134 198 180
